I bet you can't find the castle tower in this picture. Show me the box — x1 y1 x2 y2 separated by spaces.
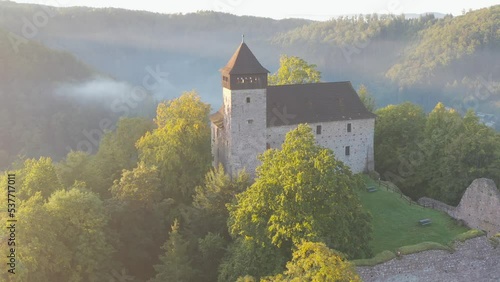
212 41 269 177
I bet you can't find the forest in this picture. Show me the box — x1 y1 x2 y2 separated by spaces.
0 3 498 169
0 2 499 281
1 90 499 281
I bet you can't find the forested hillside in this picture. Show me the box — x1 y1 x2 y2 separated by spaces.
0 27 154 168
0 26 94 167
0 2 498 167
1 3 499 280
0 2 498 120
0 2 500 111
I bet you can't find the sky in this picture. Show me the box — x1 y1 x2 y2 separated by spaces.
11 0 500 20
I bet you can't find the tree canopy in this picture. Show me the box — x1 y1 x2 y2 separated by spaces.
137 91 212 203
229 124 372 259
268 55 321 85
262 241 361 282
150 219 195 282
376 102 500 204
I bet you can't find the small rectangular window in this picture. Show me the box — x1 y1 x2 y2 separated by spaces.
345 146 350 156
316 125 322 135
246 97 251 103
247 119 253 124
347 123 352 132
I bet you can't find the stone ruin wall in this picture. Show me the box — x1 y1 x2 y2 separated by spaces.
418 197 456 217
454 178 500 235
418 178 500 236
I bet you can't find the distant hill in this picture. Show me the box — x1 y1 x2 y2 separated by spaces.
0 2 498 167
0 26 155 168
0 2 310 105
386 6 500 114
404 12 447 19
0 3 497 115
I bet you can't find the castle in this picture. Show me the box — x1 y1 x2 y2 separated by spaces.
210 41 376 177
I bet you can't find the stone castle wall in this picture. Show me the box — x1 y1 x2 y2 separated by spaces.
267 118 375 173
454 178 500 235
223 87 267 177
418 197 456 217
418 178 500 235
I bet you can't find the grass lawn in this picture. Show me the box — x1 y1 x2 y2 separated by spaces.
358 176 468 255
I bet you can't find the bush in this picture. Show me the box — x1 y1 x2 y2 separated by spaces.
352 250 396 266
453 229 485 243
397 242 452 255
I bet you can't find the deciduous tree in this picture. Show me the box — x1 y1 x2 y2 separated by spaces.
137 91 211 203
229 124 372 258
262 241 361 282
357 84 376 112
19 157 63 200
269 55 321 85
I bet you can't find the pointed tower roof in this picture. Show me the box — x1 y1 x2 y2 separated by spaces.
221 42 270 75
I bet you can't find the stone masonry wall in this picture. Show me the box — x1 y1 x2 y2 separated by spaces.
224 87 267 177
418 197 456 218
454 178 500 235
266 118 375 173
418 178 500 236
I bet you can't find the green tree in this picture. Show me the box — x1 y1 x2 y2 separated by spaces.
417 103 464 203
45 187 114 281
229 124 372 258
418 106 500 204
19 157 63 200
197 232 227 282
6 193 66 282
110 162 161 209
150 219 195 282
269 55 321 85
374 102 427 197
357 84 376 112
94 117 154 198
137 91 211 203
6 188 113 282
193 164 250 235
262 241 361 282
218 238 287 282
56 151 103 191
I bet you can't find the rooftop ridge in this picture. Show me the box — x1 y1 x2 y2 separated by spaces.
221 42 270 75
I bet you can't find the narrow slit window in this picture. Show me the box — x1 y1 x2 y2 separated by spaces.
345 146 350 156
316 125 322 135
347 123 352 132
246 97 251 103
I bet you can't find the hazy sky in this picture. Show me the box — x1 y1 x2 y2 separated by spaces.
12 0 499 20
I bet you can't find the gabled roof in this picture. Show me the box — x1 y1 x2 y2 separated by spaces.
210 107 224 128
267 82 376 127
221 42 270 75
